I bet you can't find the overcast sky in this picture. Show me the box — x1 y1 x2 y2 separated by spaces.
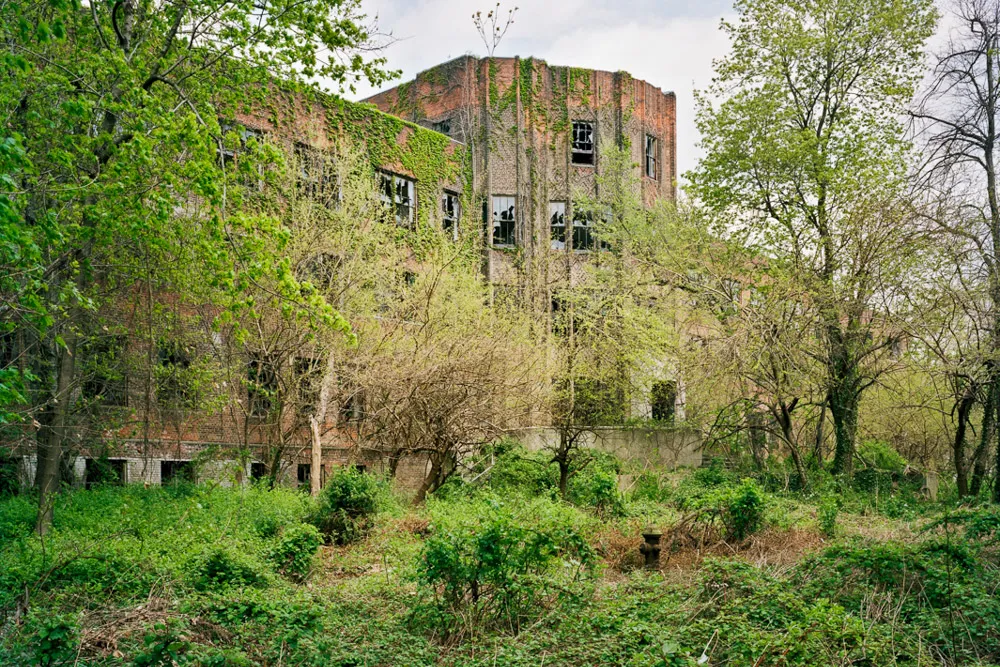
345 0 736 181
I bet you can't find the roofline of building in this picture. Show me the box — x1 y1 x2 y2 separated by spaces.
361 54 676 103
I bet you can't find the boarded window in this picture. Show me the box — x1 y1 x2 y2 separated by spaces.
550 202 566 250
492 195 517 246
572 121 595 165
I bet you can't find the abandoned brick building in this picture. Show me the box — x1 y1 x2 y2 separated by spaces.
3 56 692 493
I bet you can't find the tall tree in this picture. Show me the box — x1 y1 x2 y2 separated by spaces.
690 0 936 475
914 0 1000 500
0 0 392 532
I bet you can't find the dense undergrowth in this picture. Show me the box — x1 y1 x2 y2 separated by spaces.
1 449 1000 666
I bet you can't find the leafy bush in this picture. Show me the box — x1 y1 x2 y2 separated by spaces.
724 479 765 541
415 496 595 637
268 522 322 582
567 451 626 517
630 470 672 503
26 611 78 667
310 466 386 544
189 545 267 591
818 495 838 538
857 440 908 473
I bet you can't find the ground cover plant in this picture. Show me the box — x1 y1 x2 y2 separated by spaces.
2 451 999 666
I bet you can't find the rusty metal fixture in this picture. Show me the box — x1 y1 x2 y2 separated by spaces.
639 527 662 570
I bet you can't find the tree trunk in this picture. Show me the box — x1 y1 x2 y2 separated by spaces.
310 416 322 497
813 397 827 466
36 333 78 535
972 377 997 497
954 387 975 498
413 453 443 505
829 386 859 477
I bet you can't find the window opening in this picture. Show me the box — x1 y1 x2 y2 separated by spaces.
572 121 595 165
492 195 517 246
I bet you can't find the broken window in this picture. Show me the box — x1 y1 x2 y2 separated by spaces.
340 386 365 423
379 171 415 227
157 340 193 408
645 134 658 180
651 380 677 424
247 353 278 417
295 143 340 207
297 463 311 490
571 121 595 165
294 357 322 416
492 195 517 246
432 118 452 135
250 461 267 481
442 191 460 239
550 202 566 250
572 209 594 251
82 335 127 407
85 458 126 489
160 460 195 485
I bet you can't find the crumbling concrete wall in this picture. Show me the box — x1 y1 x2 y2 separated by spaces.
513 426 702 470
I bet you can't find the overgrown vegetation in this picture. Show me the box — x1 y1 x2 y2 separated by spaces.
3 457 1000 666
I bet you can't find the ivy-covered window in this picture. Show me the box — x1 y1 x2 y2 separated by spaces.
651 380 677 424
492 195 517 246
550 202 566 250
379 171 415 227
572 121 595 165
442 191 460 240
219 124 265 189
295 143 340 207
645 134 658 180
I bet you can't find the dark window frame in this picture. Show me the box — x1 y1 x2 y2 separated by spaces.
442 191 460 240
491 195 517 247
379 170 415 227
645 134 658 180
550 202 566 250
571 120 595 166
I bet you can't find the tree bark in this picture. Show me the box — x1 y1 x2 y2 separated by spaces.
36 332 78 535
953 386 975 498
972 376 997 497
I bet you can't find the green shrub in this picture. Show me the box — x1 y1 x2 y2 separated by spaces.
415 496 595 637
857 440 908 473
311 466 386 544
26 611 78 667
630 471 672 503
724 479 766 541
189 545 267 591
818 495 839 538
567 451 626 517
268 522 322 582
